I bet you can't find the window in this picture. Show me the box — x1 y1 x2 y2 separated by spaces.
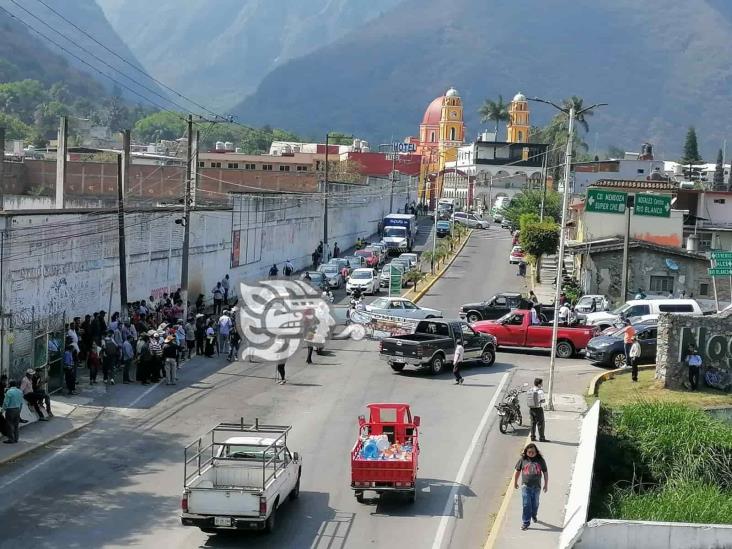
713 198 726 204
517 130 523 142
649 275 674 293
507 313 524 326
227 162 239 169
430 131 436 142
389 301 403 310
450 127 456 141
658 304 694 313
279 165 290 171
493 296 506 307
460 324 475 337
245 163 256 170
198 161 204 168
637 168 645 174
297 165 308 171
700 283 709 296
627 304 651 317
402 301 417 310
210 162 222 168
262 164 273 171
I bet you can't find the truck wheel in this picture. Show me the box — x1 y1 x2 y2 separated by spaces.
264 502 278 533
555 340 574 359
390 362 405 372
467 311 481 323
289 477 301 500
611 352 626 369
430 355 445 375
480 347 496 366
355 490 365 504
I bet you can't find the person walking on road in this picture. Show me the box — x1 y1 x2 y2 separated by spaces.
453 338 465 385
101 331 118 385
2 380 23 444
333 243 340 259
629 335 642 382
685 343 702 391
221 274 231 305
185 317 196 360
64 344 78 394
514 442 549 530
527 378 548 442
212 282 224 315
218 311 233 356
284 260 294 277
276 360 287 385
162 335 178 385
269 264 279 278
623 319 636 367
121 336 135 384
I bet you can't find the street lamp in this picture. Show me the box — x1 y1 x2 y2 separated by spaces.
529 97 607 410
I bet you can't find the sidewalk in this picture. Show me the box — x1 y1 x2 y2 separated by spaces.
487 394 587 549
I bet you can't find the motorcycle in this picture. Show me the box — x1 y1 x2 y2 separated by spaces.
496 383 528 434
321 289 335 303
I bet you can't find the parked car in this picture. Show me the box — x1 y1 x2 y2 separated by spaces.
501 218 514 230
346 268 380 295
317 263 344 289
459 292 528 322
585 320 658 368
379 262 406 287
397 253 419 269
508 246 524 264
471 309 598 358
380 319 496 374
355 248 380 268
436 220 451 237
583 299 702 330
453 211 490 229
365 297 442 319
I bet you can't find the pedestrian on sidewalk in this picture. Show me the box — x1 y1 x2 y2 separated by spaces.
623 319 636 368
64 344 78 394
162 335 178 385
121 336 135 384
333 243 340 258
514 442 549 530
685 343 702 391
284 260 294 277
228 330 241 361
218 311 232 356
221 274 231 305
204 322 216 357
269 264 279 278
527 378 548 442
453 338 465 385
185 317 196 359
88 344 101 384
212 282 224 315
195 314 206 356
629 335 642 382
2 380 23 444
136 336 150 384
101 331 118 385
20 369 48 421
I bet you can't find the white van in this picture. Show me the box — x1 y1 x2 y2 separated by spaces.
583 299 702 329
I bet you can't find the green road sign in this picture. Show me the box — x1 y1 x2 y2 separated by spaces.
708 268 732 276
634 193 671 217
389 267 402 295
711 251 732 260
585 189 627 214
712 259 732 268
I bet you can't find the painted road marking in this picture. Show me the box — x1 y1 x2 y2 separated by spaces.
431 371 510 549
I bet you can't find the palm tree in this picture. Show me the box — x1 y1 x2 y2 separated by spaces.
478 95 509 139
561 96 594 133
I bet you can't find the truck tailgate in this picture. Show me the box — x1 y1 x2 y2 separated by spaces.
188 489 260 517
380 339 422 360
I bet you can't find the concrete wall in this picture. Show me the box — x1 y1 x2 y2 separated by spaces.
0 181 410 378
580 209 684 248
559 401 600 549
573 159 665 194
574 518 732 549
655 310 732 390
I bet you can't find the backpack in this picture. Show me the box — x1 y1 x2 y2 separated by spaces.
284 264 293 276
527 388 542 408
104 339 117 358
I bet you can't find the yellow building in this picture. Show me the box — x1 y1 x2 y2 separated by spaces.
506 92 530 143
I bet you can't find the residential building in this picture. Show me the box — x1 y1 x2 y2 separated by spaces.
572 156 666 195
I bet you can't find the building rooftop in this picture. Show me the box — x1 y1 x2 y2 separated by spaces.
591 179 679 191
566 237 706 261
421 95 445 126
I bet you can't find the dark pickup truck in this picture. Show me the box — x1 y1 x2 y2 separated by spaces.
379 319 497 375
459 293 554 323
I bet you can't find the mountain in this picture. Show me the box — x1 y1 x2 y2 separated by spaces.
0 0 165 104
96 0 403 110
232 0 732 158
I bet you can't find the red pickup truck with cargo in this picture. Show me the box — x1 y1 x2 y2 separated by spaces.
471 309 597 358
351 403 420 504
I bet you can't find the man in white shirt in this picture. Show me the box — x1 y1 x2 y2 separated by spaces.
218 311 233 356
530 305 540 325
558 304 571 325
453 339 465 385
221 274 231 305
67 323 80 354
527 378 548 442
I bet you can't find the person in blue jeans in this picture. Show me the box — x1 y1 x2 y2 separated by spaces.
514 442 549 530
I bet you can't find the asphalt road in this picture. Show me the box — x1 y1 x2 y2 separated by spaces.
0 224 600 549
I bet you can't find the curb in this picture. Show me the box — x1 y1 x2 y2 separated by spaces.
483 434 532 549
0 409 101 467
587 364 657 396
404 229 474 304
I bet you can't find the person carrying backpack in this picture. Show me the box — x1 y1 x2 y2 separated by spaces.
283 260 294 277
527 378 548 442
101 331 119 385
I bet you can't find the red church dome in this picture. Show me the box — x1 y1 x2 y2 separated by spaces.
421 96 444 125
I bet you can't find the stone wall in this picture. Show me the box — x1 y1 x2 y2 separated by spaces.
656 310 732 390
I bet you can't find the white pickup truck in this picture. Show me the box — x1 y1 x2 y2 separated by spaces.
181 420 302 534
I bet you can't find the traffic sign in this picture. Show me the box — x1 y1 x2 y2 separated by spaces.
585 189 627 214
712 259 732 268
634 193 671 217
708 268 732 276
711 251 732 260
389 266 402 296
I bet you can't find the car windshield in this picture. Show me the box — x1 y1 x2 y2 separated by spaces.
611 303 631 315
222 444 281 460
355 250 372 257
384 227 406 238
352 270 372 279
321 265 338 274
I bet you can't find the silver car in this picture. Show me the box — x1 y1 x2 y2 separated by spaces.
364 297 442 319
317 263 343 289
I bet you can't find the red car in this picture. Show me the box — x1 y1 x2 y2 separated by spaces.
472 309 597 358
355 249 380 268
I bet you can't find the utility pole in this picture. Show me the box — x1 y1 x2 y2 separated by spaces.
117 130 130 320
390 140 397 212
540 146 548 221
620 194 634 302
323 133 329 266
180 115 194 320
55 116 68 209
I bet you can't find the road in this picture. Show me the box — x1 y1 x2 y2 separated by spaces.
0 224 600 549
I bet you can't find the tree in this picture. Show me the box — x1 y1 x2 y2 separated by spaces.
327 132 354 145
133 111 187 142
562 96 595 133
681 127 702 164
606 145 625 159
0 112 34 140
519 221 560 282
713 149 725 189
478 95 509 138
502 189 562 225
33 100 70 141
